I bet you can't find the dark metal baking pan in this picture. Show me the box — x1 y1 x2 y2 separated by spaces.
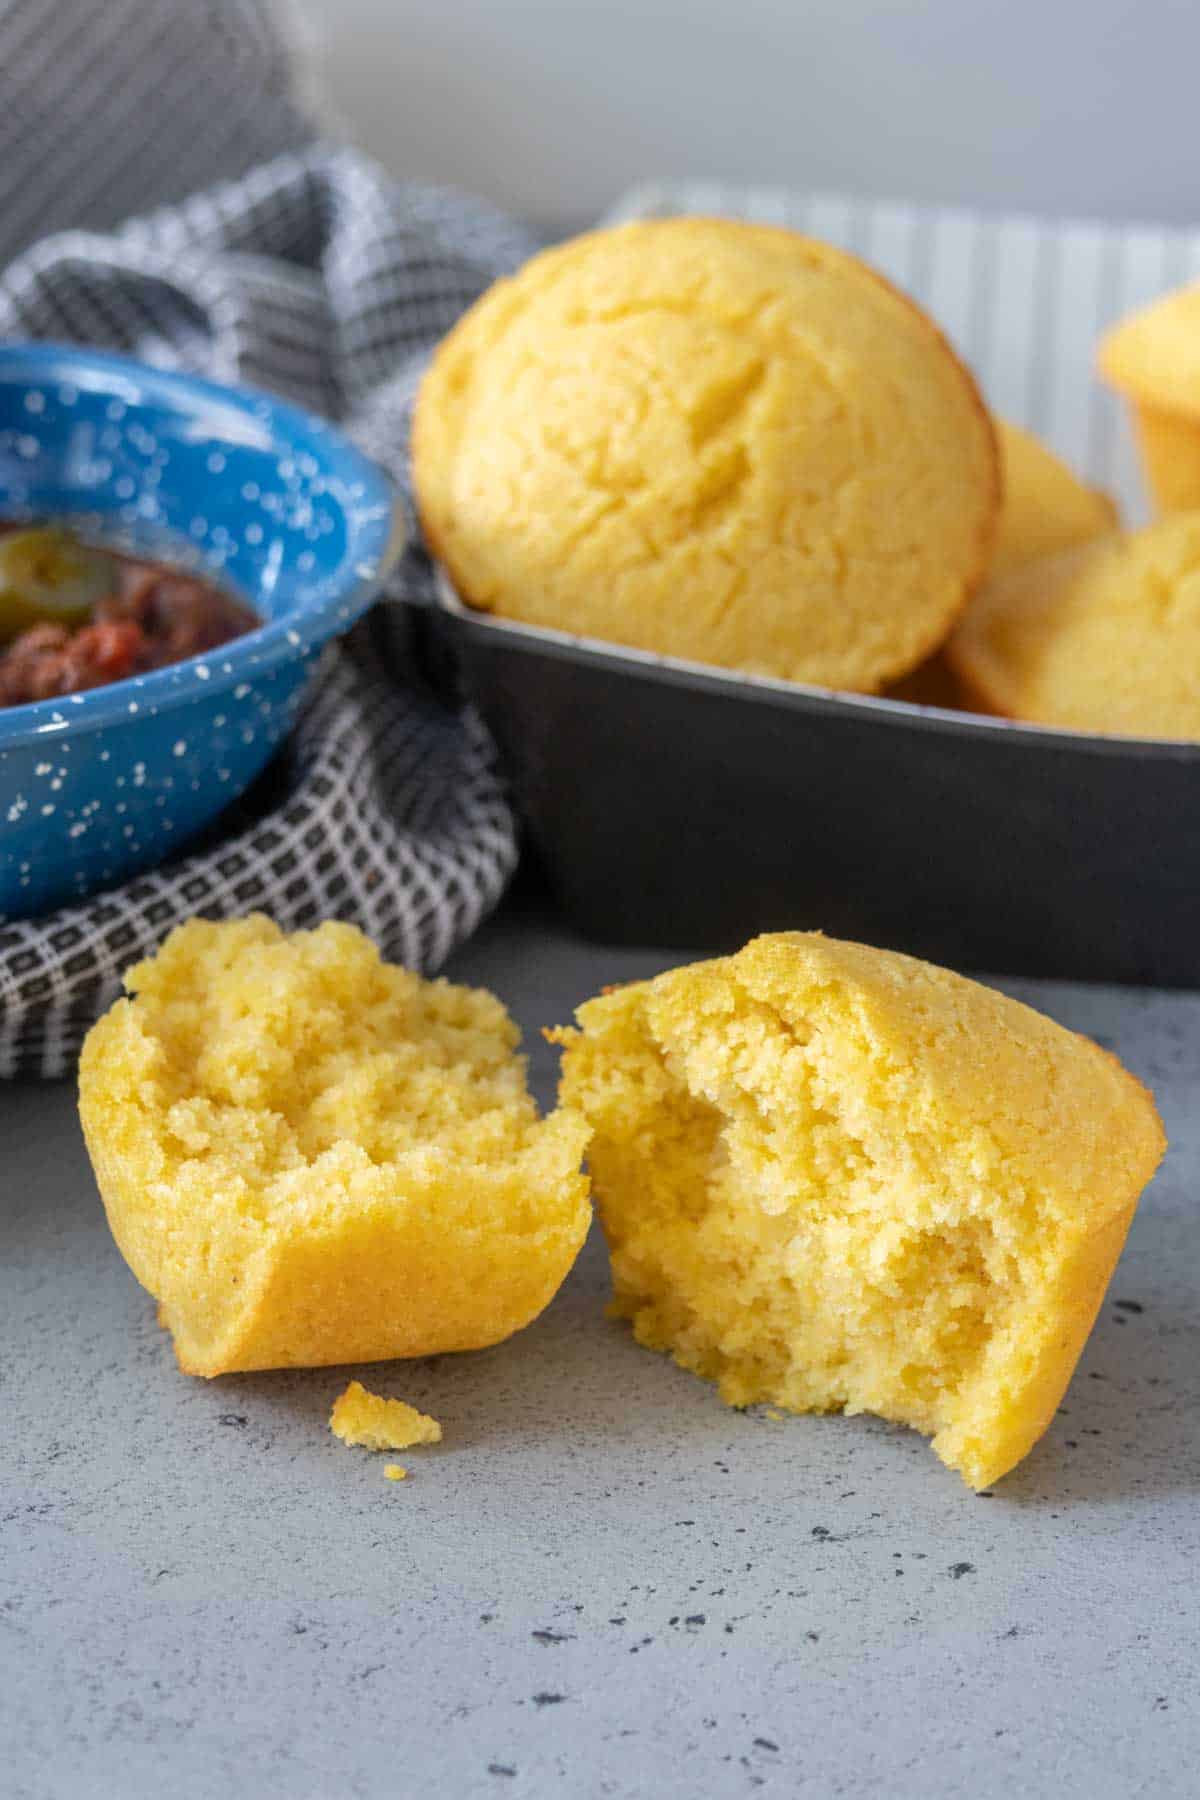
401 572 1200 987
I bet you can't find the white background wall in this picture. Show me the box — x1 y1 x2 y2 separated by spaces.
293 0 1196 228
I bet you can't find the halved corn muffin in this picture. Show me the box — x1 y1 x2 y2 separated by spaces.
80 916 591 1376
551 932 1164 1488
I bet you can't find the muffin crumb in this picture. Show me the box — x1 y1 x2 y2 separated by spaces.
383 1464 408 1482
331 1380 442 1452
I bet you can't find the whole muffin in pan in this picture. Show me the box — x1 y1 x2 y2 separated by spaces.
414 218 1000 694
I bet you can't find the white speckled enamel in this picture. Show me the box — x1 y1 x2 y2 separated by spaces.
0 346 400 919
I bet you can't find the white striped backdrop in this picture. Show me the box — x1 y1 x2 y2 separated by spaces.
612 183 1200 524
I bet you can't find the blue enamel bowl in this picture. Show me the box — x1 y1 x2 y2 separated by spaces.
0 344 403 920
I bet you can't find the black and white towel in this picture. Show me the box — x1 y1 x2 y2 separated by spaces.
0 0 538 1078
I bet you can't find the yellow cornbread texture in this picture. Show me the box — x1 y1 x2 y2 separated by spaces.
948 512 1200 740
1099 285 1200 513
330 1381 441 1451
1130 404 1200 517
886 421 1116 712
992 420 1118 573
551 933 1164 1490
79 916 591 1377
414 218 999 693
384 1465 408 1481
1099 282 1200 415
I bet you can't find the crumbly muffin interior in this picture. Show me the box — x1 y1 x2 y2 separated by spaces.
555 934 1164 1488
138 914 549 1187
330 1381 442 1452
81 915 590 1373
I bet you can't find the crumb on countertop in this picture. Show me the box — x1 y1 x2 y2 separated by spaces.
383 1464 408 1482
330 1379 442 1452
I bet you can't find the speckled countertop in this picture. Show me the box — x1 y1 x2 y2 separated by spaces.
3 901 1198 1799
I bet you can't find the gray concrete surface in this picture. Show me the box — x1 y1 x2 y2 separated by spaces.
2 903 1198 1799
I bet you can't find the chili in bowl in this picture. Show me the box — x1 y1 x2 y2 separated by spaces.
0 343 402 921
0 523 259 709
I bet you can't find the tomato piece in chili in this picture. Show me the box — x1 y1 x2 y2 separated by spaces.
0 523 258 709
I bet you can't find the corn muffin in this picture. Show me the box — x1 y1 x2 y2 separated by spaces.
551 933 1164 1489
79 916 591 1377
992 420 1118 573
887 423 1117 712
881 424 1115 712
1100 283 1200 513
947 512 1200 740
414 218 999 693
330 1381 442 1451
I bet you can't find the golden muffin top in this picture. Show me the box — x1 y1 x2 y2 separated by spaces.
947 511 1200 740
993 420 1118 574
562 929 1163 1235
105 913 544 1177
414 218 1000 693
1099 283 1200 418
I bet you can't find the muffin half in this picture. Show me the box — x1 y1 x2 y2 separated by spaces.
80 916 591 1376
551 932 1164 1488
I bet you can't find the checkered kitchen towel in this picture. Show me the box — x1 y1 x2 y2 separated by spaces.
0 0 537 1077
